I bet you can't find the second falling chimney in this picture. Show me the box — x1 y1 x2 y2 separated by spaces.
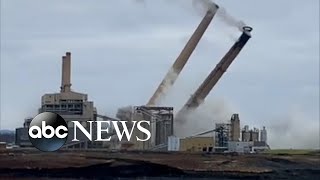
61 52 72 92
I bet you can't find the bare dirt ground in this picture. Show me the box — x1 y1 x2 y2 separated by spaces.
0 149 319 179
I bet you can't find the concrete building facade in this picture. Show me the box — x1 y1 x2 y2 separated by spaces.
228 141 253 153
15 118 33 147
16 52 99 149
180 137 214 152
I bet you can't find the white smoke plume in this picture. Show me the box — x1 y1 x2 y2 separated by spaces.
192 0 245 31
174 98 234 137
192 0 219 15
152 68 179 105
162 68 179 95
266 107 320 149
135 0 246 33
216 7 246 32
134 0 245 31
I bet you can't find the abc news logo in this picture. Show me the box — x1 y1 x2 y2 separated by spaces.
28 112 151 152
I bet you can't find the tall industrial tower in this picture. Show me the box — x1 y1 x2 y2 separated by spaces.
230 114 240 141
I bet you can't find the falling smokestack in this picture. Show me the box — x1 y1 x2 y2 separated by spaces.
176 26 253 121
61 52 72 92
147 5 219 106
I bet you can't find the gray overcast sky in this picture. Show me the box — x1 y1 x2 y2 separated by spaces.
0 0 319 149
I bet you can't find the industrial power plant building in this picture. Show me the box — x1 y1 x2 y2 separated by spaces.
15 3 268 153
167 114 269 153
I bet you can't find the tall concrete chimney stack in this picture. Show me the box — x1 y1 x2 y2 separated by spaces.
176 26 253 123
61 52 72 92
147 6 219 106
